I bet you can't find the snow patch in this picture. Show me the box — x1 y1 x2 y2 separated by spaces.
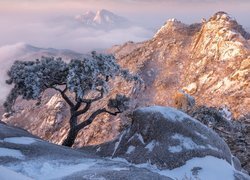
157 156 236 180
112 167 129 171
168 145 183 153
8 159 97 180
145 140 158 152
0 148 24 159
168 134 205 153
126 146 135 154
137 133 145 144
139 106 192 122
195 131 208 140
112 155 242 180
0 166 32 180
4 137 37 145
112 130 126 157
207 145 220 152
128 133 145 145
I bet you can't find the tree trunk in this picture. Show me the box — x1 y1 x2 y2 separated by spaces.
62 115 79 147
62 127 79 147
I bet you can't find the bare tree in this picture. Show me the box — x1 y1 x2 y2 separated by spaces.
4 52 139 147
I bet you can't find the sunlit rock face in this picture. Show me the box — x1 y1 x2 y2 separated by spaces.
109 11 249 119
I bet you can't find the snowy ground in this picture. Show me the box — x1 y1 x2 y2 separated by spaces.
0 137 248 180
0 124 249 180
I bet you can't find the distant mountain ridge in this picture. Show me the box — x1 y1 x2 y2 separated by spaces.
75 9 130 30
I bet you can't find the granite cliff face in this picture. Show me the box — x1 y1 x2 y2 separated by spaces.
1 12 250 172
108 12 249 119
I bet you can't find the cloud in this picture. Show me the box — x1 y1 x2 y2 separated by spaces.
0 19 153 101
0 43 27 101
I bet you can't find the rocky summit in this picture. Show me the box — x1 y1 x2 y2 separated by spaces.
108 11 249 119
1 12 250 177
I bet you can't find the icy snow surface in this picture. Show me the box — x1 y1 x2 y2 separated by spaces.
126 146 135 154
3 137 37 145
168 133 205 153
0 148 24 159
114 156 246 180
8 159 97 180
145 140 158 152
0 166 32 180
139 106 194 122
158 156 237 180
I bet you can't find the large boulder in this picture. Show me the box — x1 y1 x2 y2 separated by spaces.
0 123 170 180
92 106 235 170
1 108 249 179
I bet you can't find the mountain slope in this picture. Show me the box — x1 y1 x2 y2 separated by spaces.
109 11 250 118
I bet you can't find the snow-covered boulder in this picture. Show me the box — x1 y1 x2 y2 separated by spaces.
92 106 237 170
0 123 169 180
0 113 249 179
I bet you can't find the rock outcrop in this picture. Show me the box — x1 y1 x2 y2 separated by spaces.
90 106 231 167
108 11 249 119
1 112 249 180
0 123 170 180
86 106 249 179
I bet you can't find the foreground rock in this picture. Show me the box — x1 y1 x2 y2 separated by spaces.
0 123 169 180
88 106 249 179
1 110 249 179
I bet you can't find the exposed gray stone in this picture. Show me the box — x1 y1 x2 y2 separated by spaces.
90 106 233 170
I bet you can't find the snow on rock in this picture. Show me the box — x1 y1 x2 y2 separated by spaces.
192 12 249 61
0 166 32 180
157 156 247 180
8 159 97 180
0 147 24 159
75 9 130 30
139 106 192 122
154 18 187 38
126 146 135 154
145 140 158 152
0 123 168 180
89 106 235 171
3 137 37 145
0 113 249 179
168 133 206 153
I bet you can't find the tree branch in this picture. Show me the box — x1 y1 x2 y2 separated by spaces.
75 108 121 131
50 86 74 108
74 102 91 117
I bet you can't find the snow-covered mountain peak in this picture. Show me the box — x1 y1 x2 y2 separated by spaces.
75 9 129 30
